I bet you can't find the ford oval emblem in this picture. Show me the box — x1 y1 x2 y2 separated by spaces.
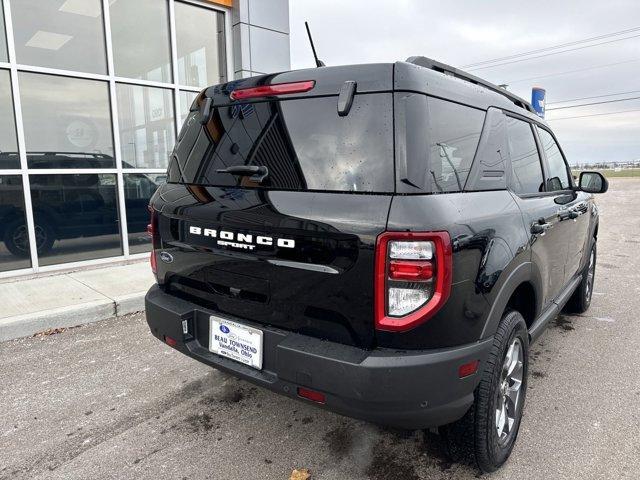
220 325 230 334
159 251 174 263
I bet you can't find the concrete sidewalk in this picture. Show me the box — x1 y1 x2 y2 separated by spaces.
0 261 154 342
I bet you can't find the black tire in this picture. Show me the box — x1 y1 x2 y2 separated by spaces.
441 310 529 473
3 218 55 257
565 240 596 314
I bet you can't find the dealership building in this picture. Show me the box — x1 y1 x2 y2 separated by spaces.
0 0 290 277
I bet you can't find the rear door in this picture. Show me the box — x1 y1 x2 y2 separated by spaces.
152 85 394 348
505 115 568 308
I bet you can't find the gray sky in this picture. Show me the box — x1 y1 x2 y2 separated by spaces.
289 0 640 165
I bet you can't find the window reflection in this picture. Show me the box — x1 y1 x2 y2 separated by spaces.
117 83 174 169
124 173 164 254
169 94 394 193
0 69 19 169
179 90 198 125
19 73 114 168
0 175 31 271
0 1 8 62
175 3 226 88
29 174 122 266
110 0 172 82
10 0 107 74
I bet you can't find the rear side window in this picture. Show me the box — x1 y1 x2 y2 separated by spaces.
168 94 394 193
427 98 485 192
506 117 544 195
537 128 571 191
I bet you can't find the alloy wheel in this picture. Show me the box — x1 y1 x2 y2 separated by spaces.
495 337 524 444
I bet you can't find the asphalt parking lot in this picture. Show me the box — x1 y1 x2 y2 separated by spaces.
2 178 639 480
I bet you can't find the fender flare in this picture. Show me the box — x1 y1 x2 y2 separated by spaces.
480 261 541 339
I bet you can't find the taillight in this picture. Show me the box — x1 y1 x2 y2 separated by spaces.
229 80 315 101
147 206 159 275
375 232 452 332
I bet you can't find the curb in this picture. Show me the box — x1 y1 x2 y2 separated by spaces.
0 294 146 342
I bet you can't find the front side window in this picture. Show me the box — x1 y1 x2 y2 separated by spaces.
538 128 571 191
506 117 544 195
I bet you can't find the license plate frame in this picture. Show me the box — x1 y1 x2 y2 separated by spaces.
208 315 263 370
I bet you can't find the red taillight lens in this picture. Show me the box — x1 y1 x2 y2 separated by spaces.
297 387 326 404
374 232 452 332
230 80 315 101
389 260 433 281
148 206 159 275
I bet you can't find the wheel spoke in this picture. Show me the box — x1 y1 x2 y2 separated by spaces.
507 342 521 376
496 403 507 437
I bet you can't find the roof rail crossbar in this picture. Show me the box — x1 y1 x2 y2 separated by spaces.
405 56 534 113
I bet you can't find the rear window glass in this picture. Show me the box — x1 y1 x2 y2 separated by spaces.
168 94 394 192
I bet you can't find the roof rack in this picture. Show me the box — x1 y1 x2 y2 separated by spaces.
406 56 534 114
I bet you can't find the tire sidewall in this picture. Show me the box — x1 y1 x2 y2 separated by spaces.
478 311 529 471
583 241 597 308
3 219 55 257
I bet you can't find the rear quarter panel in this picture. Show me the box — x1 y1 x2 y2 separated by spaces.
381 191 530 349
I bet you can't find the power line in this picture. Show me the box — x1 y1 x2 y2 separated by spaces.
462 26 640 68
547 108 640 121
547 89 640 105
548 96 640 111
467 33 640 71
504 58 640 84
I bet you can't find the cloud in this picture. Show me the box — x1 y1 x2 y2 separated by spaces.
289 0 640 164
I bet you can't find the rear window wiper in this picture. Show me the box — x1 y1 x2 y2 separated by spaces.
216 165 269 183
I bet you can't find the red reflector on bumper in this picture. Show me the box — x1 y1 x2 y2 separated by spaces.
297 387 325 404
458 360 480 378
164 335 178 347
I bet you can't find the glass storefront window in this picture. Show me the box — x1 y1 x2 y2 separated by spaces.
0 175 31 271
179 90 198 125
117 83 174 169
19 73 114 168
124 173 164 254
29 174 122 266
110 0 172 82
0 1 8 62
10 0 107 74
0 69 18 169
175 2 226 88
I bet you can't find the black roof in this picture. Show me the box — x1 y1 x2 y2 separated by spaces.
206 58 547 124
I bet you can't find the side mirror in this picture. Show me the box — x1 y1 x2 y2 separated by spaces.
578 171 608 194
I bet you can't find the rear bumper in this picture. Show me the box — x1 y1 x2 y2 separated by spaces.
145 285 493 429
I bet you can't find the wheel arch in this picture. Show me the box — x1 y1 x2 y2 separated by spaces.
480 262 542 339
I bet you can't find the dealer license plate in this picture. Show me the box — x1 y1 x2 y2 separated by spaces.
209 316 263 370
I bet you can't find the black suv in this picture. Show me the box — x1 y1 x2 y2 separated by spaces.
145 57 607 471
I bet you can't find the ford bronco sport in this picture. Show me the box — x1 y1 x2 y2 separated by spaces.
145 57 608 471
